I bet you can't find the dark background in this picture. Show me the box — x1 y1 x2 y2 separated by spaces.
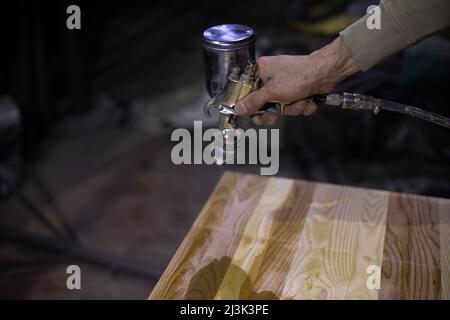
0 0 449 299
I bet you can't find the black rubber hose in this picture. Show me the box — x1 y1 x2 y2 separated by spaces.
378 99 450 129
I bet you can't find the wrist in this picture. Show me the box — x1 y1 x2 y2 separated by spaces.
310 37 360 90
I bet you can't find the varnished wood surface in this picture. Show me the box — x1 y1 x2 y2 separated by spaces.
149 172 450 300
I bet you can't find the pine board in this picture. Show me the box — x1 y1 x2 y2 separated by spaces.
149 172 450 300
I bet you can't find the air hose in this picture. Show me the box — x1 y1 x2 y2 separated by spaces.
313 93 450 129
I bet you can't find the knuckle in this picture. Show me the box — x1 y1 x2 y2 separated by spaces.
267 117 277 125
263 112 278 125
240 100 251 111
303 102 317 116
264 84 276 97
257 56 270 66
251 115 263 126
247 94 261 110
289 102 306 115
259 72 271 83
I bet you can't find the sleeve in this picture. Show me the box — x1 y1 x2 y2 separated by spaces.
339 0 450 71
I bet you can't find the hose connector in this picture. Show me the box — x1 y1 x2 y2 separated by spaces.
341 93 381 114
315 93 381 115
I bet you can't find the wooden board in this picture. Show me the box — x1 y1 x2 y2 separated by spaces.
149 172 450 300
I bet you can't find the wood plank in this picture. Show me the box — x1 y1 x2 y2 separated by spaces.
249 180 315 299
214 178 315 299
150 172 269 299
439 198 450 299
280 244 383 299
281 184 388 299
150 172 450 300
380 192 442 299
213 177 294 299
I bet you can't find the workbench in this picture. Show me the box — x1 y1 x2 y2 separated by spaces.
150 172 449 299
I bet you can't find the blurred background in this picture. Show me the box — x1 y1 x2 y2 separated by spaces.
0 0 449 299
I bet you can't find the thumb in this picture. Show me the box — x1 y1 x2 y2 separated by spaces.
234 87 271 115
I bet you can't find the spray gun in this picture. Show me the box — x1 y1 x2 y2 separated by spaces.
204 60 287 131
202 24 450 163
202 25 288 163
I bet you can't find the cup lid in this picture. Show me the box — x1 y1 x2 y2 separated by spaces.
203 24 255 50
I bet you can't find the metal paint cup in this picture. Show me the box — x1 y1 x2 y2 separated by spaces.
202 24 256 97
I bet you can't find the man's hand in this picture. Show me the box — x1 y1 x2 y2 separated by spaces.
234 37 360 125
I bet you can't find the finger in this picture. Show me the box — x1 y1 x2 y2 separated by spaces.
234 86 272 115
261 111 279 125
303 100 318 116
283 100 308 116
250 114 264 126
283 100 317 116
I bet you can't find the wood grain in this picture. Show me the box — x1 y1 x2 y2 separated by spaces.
379 193 442 299
149 172 450 300
281 183 388 300
441 199 450 299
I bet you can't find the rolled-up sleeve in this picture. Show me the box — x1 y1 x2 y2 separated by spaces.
340 0 450 71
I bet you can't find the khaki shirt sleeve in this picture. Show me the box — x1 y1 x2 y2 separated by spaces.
339 0 450 71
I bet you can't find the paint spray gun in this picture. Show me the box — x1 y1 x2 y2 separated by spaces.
202 24 450 163
202 24 288 163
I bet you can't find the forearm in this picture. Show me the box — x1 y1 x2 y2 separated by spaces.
340 0 450 71
310 37 360 93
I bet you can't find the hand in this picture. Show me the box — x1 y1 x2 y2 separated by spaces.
234 37 360 125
